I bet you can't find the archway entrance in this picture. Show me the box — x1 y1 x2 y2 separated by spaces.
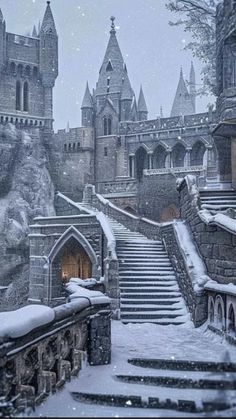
53 237 92 284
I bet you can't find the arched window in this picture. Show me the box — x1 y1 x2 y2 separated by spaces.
25 65 31 77
10 62 16 75
103 116 112 135
153 145 167 169
135 147 148 181
190 141 206 166
209 300 214 323
172 143 186 168
16 80 21 110
216 301 223 328
108 117 112 135
23 81 29 112
228 305 236 335
103 117 107 136
33 66 38 79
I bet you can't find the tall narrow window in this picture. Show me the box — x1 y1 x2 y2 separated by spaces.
104 117 108 136
104 147 108 157
16 80 21 110
23 81 29 112
108 117 112 135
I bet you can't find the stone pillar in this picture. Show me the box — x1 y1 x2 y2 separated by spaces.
87 311 111 365
20 83 24 111
44 87 53 129
166 151 171 168
185 149 191 167
231 138 236 189
148 152 153 170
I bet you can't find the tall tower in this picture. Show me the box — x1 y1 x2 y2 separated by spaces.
137 85 148 120
39 1 58 129
81 82 93 127
0 8 6 72
189 61 196 113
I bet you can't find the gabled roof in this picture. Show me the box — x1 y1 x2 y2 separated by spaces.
138 85 148 113
40 1 57 35
81 82 93 108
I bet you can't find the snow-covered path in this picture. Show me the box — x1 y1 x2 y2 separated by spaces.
29 320 236 418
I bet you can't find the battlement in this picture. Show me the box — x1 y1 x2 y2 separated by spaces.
55 126 94 152
119 111 217 136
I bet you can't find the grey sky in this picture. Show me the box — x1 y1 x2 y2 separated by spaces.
1 0 215 131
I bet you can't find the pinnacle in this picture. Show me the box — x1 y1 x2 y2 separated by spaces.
81 82 93 108
138 85 148 113
40 1 57 34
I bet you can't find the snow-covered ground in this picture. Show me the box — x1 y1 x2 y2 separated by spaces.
27 320 236 418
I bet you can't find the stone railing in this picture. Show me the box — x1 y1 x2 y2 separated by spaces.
0 112 46 129
0 298 111 417
97 179 138 196
144 166 206 176
160 221 208 327
119 112 217 135
83 184 161 240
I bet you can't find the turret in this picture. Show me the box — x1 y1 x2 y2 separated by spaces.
0 8 6 72
39 1 58 88
137 85 148 120
171 66 195 117
120 74 133 121
81 82 93 127
189 61 196 113
32 24 38 38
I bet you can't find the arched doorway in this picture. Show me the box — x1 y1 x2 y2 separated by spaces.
135 147 148 180
59 237 92 283
228 304 236 335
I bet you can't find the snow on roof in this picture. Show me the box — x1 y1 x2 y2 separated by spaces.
0 305 55 339
173 220 210 291
205 280 236 296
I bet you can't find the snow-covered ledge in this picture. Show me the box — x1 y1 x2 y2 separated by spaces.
173 220 210 292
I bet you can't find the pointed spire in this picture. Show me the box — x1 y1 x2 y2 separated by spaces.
131 96 138 121
40 1 57 35
138 85 148 113
121 74 133 101
189 61 196 113
171 66 195 117
66 121 70 133
38 20 41 34
0 8 3 22
32 24 37 37
160 106 163 118
81 82 93 108
110 16 116 34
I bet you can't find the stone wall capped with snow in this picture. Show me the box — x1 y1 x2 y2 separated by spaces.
0 124 55 310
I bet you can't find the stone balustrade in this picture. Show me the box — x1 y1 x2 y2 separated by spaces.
0 299 111 416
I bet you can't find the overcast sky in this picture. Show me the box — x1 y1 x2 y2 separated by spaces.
1 0 215 131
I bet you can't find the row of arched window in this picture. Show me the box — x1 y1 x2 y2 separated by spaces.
132 141 209 180
209 295 236 336
9 62 38 79
16 80 29 112
64 142 81 152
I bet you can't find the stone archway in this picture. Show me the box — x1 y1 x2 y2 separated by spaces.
134 147 149 181
47 227 99 299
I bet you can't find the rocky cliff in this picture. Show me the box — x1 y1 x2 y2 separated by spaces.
0 124 55 310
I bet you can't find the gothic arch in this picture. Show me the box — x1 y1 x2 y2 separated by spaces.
134 146 149 180
48 226 98 270
215 295 225 330
227 304 236 334
190 141 206 166
208 296 215 323
153 144 167 169
171 143 186 168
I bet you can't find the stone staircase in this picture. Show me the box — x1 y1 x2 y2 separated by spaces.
70 356 236 415
108 219 189 325
200 190 236 213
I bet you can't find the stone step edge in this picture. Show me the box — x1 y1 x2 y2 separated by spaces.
70 391 233 413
